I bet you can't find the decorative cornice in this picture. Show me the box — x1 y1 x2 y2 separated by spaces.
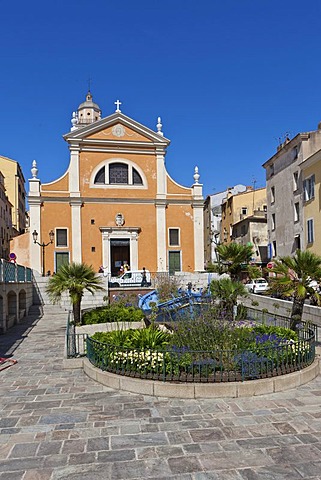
32 195 201 206
99 226 141 233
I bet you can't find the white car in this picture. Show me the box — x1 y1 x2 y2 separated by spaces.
245 278 269 294
108 270 151 288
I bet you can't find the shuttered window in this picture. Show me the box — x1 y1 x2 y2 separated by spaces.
56 229 68 247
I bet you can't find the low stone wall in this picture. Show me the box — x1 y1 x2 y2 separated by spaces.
83 357 320 399
241 294 321 334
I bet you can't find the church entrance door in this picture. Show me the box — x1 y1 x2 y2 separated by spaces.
110 239 130 276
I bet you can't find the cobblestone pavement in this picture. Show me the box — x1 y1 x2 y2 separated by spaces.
1 305 321 480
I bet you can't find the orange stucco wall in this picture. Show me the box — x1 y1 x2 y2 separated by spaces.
86 124 154 143
40 203 72 274
166 204 195 272
79 152 157 198
81 203 158 272
41 172 69 192
10 232 30 267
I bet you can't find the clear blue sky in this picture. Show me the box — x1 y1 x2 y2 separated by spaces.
1 0 321 197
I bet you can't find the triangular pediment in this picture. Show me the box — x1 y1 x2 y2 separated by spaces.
64 112 170 146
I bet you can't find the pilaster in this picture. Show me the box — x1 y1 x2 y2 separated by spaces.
70 199 82 263
28 174 42 274
155 200 167 272
192 175 204 272
69 144 80 196
156 148 167 199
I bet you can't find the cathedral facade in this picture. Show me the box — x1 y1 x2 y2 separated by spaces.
27 93 204 275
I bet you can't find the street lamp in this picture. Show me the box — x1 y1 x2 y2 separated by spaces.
32 229 54 276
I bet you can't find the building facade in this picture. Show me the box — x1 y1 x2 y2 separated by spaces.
263 124 321 258
300 148 321 254
204 185 246 266
0 172 13 260
0 155 26 235
27 93 204 276
220 187 268 265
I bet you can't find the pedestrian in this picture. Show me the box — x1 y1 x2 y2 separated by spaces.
141 267 148 287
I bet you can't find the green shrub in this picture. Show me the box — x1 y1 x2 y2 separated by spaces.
82 305 144 325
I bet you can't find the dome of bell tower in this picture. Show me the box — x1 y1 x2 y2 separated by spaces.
77 91 102 125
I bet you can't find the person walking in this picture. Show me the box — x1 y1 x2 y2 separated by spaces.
141 267 148 287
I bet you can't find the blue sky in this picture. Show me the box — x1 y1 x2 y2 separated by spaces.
1 0 321 197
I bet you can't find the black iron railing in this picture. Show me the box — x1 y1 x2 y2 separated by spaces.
86 328 315 382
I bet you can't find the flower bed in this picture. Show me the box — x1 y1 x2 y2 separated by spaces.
86 315 316 382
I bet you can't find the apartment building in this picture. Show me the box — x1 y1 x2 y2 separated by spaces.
220 187 268 265
0 155 26 235
263 123 321 258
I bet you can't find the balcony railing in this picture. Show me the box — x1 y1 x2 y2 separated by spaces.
0 259 32 283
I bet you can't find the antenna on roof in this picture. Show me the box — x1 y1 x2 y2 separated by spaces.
88 76 92 92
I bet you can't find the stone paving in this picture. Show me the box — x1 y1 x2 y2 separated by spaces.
1 305 321 479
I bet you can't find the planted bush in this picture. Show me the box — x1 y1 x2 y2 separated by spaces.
88 309 306 381
82 305 144 325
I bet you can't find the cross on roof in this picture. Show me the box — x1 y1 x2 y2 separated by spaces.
114 100 122 113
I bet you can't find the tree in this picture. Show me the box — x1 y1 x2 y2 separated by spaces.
46 262 105 325
216 242 253 280
210 277 248 319
269 250 321 330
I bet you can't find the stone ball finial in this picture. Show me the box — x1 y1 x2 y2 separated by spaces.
193 166 200 184
31 160 38 179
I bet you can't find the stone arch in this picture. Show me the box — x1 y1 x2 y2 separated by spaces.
7 290 17 329
0 295 4 333
19 289 27 319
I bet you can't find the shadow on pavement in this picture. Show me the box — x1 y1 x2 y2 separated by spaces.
0 305 43 358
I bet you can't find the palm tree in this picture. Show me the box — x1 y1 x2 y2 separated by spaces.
269 250 321 330
216 242 253 280
210 277 248 319
46 262 105 325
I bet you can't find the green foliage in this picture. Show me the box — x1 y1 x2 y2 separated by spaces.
247 265 262 280
46 262 104 325
210 277 248 318
92 326 170 350
92 330 131 346
269 249 321 328
216 242 253 279
235 303 248 320
90 316 303 379
206 262 222 273
82 305 143 325
126 328 170 349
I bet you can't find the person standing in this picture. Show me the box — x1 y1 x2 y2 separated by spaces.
141 267 148 287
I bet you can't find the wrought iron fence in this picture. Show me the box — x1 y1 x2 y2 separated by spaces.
246 307 318 342
86 327 315 382
66 310 88 358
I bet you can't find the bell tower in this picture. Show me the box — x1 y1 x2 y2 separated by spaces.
72 91 102 129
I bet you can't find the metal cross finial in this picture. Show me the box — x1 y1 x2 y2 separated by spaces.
115 100 122 113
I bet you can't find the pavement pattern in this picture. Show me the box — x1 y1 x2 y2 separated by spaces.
1 305 321 479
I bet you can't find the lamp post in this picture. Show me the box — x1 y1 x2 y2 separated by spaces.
32 229 54 277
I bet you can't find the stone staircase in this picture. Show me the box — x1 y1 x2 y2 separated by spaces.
32 271 107 310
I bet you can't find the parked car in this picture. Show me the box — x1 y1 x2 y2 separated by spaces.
245 278 269 294
108 270 151 288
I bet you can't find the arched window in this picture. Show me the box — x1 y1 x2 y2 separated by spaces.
109 163 128 184
93 161 145 186
94 167 105 184
133 168 143 185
